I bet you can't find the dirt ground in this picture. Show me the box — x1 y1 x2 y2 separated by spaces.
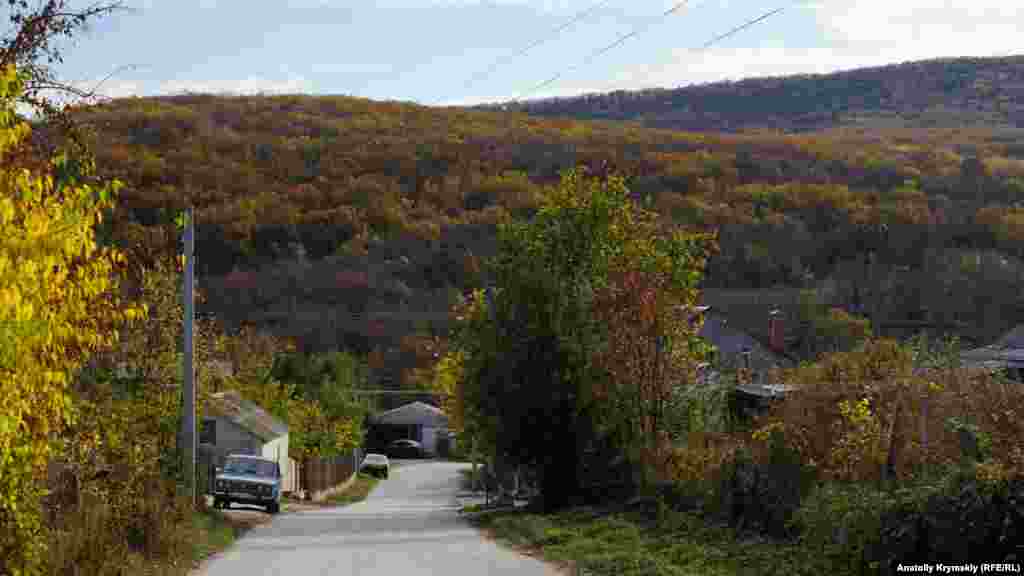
205 496 329 530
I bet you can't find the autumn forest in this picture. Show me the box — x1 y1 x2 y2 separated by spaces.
43 55 1024 392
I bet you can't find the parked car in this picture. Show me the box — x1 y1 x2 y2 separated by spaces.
360 453 390 478
212 454 282 514
386 439 423 459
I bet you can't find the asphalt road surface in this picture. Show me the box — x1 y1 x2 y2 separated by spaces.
197 460 563 576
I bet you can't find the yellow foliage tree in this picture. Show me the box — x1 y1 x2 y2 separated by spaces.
0 65 138 576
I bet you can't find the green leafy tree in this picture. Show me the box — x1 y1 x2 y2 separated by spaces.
446 169 715 511
270 349 368 455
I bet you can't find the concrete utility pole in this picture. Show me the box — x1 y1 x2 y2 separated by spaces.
181 206 196 504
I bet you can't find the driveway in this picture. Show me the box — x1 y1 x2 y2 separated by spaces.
196 460 564 576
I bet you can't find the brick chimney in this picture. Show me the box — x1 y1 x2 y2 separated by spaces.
769 309 784 353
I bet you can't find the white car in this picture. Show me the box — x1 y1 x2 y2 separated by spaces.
360 453 390 478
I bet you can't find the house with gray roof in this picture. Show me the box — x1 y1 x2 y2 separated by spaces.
200 390 292 491
698 310 787 375
692 306 796 416
367 401 451 457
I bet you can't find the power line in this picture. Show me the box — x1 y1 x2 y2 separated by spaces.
361 1 615 104
518 1 797 101
518 0 699 100
460 0 617 94
696 4 789 51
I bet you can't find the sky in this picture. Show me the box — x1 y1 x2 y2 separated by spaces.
25 0 1024 108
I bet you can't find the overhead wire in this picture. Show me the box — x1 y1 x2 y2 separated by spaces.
359 0 615 104
518 0 700 100
460 0 618 95
516 1 800 101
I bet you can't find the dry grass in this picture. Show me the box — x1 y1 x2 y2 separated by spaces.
747 339 1024 484
46 491 243 576
323 473 382 507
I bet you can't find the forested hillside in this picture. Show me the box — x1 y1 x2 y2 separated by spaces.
492 55 1024 133
49 67 1024 389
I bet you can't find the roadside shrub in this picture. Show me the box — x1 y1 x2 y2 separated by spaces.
791 466 1024 574
874 469 1024 571
706 428 815 538
792 482 914 573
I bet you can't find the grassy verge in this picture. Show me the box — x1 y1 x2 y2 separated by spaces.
187 508 248 567
458 467 477 489
469 506 841 576
323 473 382 507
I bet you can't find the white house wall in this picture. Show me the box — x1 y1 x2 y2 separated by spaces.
260 433 292 489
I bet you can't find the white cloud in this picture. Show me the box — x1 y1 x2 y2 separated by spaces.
89 79 146 100
615 46 902 91
533 2 1023 98
157 76 316 96
810 0 1020 60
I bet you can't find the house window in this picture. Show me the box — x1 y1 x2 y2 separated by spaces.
200 419 217 446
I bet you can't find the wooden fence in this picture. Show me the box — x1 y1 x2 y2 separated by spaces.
196 447 359 501
299 448 362 501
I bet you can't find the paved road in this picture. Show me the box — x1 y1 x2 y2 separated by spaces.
198 460 563 576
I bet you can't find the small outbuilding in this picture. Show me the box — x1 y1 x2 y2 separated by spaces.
200 390 293 491
960 324 1024 382
368 401 450 456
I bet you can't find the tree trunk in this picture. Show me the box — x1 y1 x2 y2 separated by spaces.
539 456 576 513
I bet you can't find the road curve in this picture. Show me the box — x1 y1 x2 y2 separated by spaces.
197 460 563 576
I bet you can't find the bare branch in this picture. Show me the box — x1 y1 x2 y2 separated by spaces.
1 0 131 152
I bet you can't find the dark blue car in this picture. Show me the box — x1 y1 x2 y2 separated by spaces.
212 454 282 514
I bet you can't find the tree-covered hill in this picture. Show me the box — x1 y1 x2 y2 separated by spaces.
491 55 1024 134
52 81 1024 391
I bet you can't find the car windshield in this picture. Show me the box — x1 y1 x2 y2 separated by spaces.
223 458 277 478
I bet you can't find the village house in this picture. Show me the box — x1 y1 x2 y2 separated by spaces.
199 390 296 494
693 306 795 410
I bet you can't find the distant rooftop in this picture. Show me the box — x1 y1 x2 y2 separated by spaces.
372 401 448 427
961 324 1024 368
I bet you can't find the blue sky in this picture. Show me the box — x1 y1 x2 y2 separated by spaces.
36 0 1023 107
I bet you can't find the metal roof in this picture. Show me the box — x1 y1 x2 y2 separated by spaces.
372 401 449 427
735 383 795 399
207 390 289 442
698 313 782 371
961 325 1024 368
225 453 276 462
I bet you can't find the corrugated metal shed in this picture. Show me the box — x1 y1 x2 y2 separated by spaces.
207 390 288 442
372 401 448 427
961 325 1024 369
